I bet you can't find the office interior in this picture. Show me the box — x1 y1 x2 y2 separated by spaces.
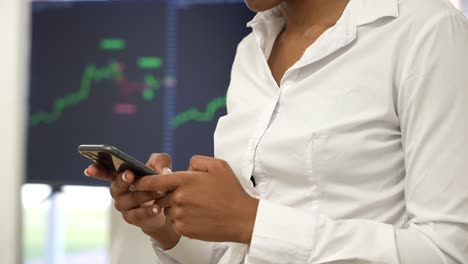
1 0 467 264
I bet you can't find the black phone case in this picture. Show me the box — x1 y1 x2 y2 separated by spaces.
78 144 157 177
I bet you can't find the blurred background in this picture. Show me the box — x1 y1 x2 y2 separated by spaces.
0 0 466 264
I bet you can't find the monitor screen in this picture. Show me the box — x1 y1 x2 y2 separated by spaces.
27 0 254 186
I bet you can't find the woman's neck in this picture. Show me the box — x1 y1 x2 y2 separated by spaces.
280 0 350 34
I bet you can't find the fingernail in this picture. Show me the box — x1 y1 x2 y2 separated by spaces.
122 172 128 183
84 169 90 177
152 207 159 214
162 167 172 174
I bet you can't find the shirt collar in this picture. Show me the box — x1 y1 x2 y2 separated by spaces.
353 0 399 26
246 0 399 28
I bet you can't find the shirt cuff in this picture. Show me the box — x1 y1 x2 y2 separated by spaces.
246 199 317 263
152 236 216 264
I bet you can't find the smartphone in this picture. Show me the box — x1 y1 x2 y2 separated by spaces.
78 144 157 177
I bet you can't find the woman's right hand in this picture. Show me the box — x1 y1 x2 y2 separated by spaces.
84 153 181 250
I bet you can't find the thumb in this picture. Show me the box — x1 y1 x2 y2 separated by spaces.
146 153 172 174
133 172 186 193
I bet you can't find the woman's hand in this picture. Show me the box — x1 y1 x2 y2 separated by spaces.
133 155 259 244
84 153 181 250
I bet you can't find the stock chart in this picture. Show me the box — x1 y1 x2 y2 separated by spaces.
27 0 253 186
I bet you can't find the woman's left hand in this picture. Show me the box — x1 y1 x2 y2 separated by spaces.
133 155 259 244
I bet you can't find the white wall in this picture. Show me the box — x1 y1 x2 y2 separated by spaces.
0 0 28 263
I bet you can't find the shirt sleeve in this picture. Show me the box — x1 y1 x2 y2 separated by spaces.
151 236 229 264
246 9 468 264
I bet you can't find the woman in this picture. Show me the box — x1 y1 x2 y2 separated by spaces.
85 0 468 263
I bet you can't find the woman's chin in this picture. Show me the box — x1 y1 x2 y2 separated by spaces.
244 0 284 12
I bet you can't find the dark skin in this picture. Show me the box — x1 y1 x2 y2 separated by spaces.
85 154 181 249
266 0 350 86
85 0 350 250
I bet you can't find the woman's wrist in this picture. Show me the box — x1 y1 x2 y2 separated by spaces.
236 196 259 245
146 225 181 250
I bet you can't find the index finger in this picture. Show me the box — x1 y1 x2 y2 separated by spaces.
133 172 186 193
109 170 135 198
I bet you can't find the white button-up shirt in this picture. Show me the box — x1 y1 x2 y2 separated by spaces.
153 0 468 263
